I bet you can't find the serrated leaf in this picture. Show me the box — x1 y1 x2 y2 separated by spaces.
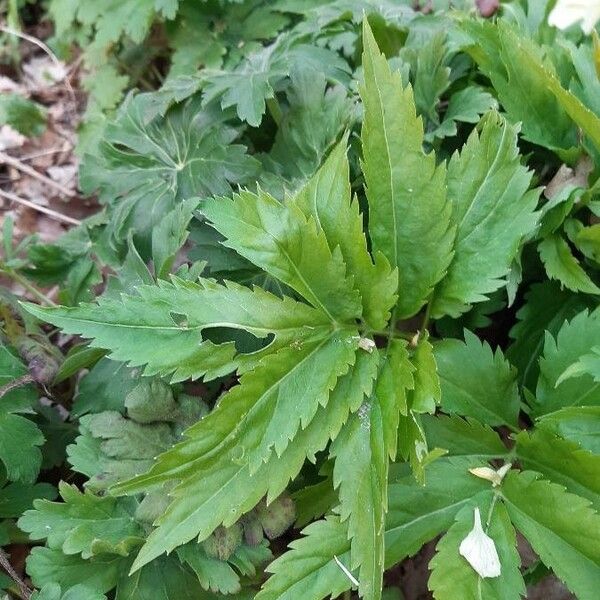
464 20 600 156
421 414 507 460
431 113 539 318
19 482 144 559
538 234 600 295
409 334 440 414
434 330 520 427
202 189 361 324
502 470 600 600
329 343 413 600
24 277 331 382
537 406 600 454
293 139 397 331
116 338 372 571
534 309 600 416
80 94 259 254
515 428 600 509
507 281 593 390
258 457 491 600
360 20 453 318
429 500 525 600
0 345 44 482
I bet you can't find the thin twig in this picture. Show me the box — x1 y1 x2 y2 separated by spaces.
0 150 76 198
1 267 58 306
0 549 32 600
0 189 81 225
0 23 77 106
0 373 35 399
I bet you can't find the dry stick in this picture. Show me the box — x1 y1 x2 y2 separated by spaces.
0 188 81 226
0 23 77 106
0 549 32 600
0 150 76 198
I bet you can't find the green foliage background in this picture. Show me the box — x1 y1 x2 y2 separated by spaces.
3 0 600 599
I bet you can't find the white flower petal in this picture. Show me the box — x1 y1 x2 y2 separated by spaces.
459 508 502 578
548 0 600 34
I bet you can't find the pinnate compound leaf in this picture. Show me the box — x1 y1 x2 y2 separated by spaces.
32 583 106 600
23 277 331 382
0 344 44 482
202 188 361 323
534 309 600 417
429 500 525 600
502 470 600 600
538 234 600 295
434 330 520 427
360 20 453 318
292 139 397 331
431 113 539 318
116 336 370 571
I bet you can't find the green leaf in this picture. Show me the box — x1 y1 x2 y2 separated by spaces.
23 277 332 382
464 20 595 156
421 414 507 460
80 94 259 254
409 334 440 414
360 20 453 318
256 517 352 600
0 345 44 482
258 457 492 600
534 309 600 416
32 583 107 600
292 139 397 331
538 234 600 295
202 189 361 324
515 429 600 509
429 499 525 600
502 470 600 600
26 549 122 594
537 406 600 454
507 281 593 390
329 343 413 600
0 93 46 137
426 86 497 142
72 358 141 417
201 37 350 127
431 113 539 318
0 481 56 518
116 336 368 571
434 330 520 427
19 482 144 558
263 66 352 184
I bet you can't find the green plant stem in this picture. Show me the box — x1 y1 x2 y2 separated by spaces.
266 96 283 126
0 268 57 306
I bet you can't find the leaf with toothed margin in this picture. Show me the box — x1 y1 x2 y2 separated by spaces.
22 276 332 383
112 341 379 572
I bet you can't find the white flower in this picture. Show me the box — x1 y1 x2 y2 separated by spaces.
548 0 600 34
459 508 502 578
